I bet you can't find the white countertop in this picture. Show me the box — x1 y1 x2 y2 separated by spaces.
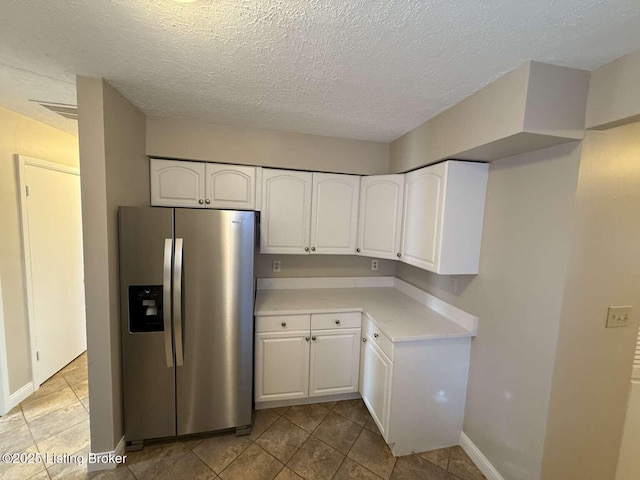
254 278 476 343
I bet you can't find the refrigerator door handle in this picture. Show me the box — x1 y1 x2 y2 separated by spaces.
174 237 185 367
163 238 174 368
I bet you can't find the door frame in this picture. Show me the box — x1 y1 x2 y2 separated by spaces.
16 155 81 389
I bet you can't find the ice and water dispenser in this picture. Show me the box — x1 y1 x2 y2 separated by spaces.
128 285 164 332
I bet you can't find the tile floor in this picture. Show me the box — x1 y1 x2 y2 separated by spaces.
1 353 486 480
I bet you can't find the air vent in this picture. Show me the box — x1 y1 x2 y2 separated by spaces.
29 100 78 120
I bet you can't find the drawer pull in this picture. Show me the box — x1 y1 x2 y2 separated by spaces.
362 338 367 343
335 319 340 325
281 321 287 327
374 333 379 338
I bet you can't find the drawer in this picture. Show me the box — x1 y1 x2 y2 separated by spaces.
311 312 361 330
363 317 394 360
256 315 310 333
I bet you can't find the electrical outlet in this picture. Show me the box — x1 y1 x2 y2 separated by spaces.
606 306 632 328
371 259 378 271
448 276 457 294
272 260 281 273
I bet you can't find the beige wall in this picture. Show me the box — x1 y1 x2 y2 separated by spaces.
586 49 640 130
541 124 640 480
77 78 148 452
146 116 389 175
256 254 396 279
616 382 640 480
0 107 78 394
396 141 582 479
389 62 589 173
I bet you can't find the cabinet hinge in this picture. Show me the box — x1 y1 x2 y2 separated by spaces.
25 185 30 197
36 351 39 361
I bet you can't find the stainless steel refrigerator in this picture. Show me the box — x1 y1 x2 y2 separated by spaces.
118 207 255 445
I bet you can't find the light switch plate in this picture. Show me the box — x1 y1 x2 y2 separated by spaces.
272 260 281 273
606 306 632 328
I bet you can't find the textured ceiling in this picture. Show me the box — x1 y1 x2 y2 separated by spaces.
1 0 640 141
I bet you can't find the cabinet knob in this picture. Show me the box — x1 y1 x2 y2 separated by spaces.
198 199 204 205
362 337 367 343
305 247 310 252
311 247 316 252
374 333 379 338
397 252 401 258
356 248 361 253
205 199 211 204
305 336 310 341
311 336 317 341
281 321 287 327
335 319 340 325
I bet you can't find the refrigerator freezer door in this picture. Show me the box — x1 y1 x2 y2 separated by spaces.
175 209 255 435
119 207 176 441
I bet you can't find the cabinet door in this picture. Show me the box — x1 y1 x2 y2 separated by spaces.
260 169 313 254
357 175 404 260
150 159 206 208
309 328 361 397
360 334 392 437
310 173 360 254
255 331 310 402
400 163 446 271
204 164 256 210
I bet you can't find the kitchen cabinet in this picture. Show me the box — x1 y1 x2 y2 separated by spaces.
254 315 311 402
360 329 393 437
150 158 258 210
260 169 359 255
401 160 488 274
204 163 257 210
260 169 313 254
150 159 205 208
356 174 404 260
254 312 361 404
310 173 360 254
359 316 471 455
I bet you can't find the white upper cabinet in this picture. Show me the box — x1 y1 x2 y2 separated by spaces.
310 173 360 254
204 163 256 210
151 159 258 210
150 159 205 208
356 175 404 260
260 169 313 254
400 160 489 274
260 170 359 255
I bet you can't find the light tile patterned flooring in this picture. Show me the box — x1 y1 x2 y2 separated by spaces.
1 353 486 480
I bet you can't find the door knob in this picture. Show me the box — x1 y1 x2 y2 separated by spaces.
311 336 317 341
305 247 310 252
356 248 361 253
198 199 204 205
205 199 211 204
305 336 310 341
311 247 316 252
397 252 401 258
362 338 367 343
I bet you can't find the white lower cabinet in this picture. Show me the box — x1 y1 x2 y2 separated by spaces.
309 328 361 397
360 333 392 437
255 331 310 402
255 313 361 403
359 317 471 456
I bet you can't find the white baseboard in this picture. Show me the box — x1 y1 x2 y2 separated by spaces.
2 382 35 413
87 436 127 473
459 432 504 480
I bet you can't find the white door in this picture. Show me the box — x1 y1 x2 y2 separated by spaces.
204 163 256 210
309 329 361 397
18 156 86 386
357 175 404 260
150 158 206 208
360 335 392 437
400 163 446 271
310 173 360 255
255 331 310 402
260 169 313 254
